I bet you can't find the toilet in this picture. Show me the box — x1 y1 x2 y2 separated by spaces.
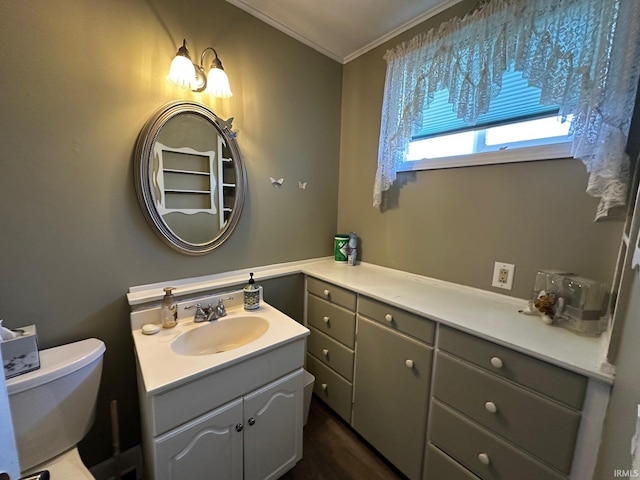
6 338 106 478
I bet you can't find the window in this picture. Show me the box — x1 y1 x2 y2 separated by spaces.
374 0 640 217
400 70 573 171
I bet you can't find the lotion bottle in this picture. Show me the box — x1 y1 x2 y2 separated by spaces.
160 287 177 328
243 273 260 310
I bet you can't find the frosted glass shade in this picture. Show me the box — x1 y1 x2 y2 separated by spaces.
167 55 196 89
205 67 233 98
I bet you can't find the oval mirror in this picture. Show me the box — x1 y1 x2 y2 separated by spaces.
134 101 246 255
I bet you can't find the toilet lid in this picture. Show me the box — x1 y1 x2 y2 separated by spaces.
24 448 94 480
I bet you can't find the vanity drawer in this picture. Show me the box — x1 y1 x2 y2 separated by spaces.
433 352 580 474
358 296 435 345
307 277 356 311
307 326 354 381
425 444 481 480
430 400 566 480
438 325 586 410
307 294 356 348
306 354 352 422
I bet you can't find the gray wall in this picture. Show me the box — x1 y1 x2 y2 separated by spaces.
0 0 341 466
337 0 624 300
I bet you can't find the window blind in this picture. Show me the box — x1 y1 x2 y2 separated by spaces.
411 69 558 140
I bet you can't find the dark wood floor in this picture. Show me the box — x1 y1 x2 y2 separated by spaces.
282 397 407 480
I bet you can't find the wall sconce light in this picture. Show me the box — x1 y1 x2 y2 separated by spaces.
167 39 233 98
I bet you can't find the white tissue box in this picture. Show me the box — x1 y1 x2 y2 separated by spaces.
2 325 40 379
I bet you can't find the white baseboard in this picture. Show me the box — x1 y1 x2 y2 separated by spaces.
89 445 143 480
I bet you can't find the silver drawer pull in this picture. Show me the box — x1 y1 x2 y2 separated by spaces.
322 348 329 357
385 313 393 322
323 289 330 297
490 356 504 369
323 316 330 324
478 453 491 465
321 383 328 391
405 359 414 369
484 401 498 414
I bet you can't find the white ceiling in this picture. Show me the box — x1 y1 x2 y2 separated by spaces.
225 0 461 64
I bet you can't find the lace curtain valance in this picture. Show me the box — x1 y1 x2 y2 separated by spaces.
374 0 640 220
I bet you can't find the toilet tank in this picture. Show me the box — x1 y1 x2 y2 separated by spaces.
6 338 106 472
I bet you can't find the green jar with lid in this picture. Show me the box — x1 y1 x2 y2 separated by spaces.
334 234 349 263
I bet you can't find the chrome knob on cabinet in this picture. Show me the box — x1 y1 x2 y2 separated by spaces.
323 316 330 324
490 356 504 369
321 383 328 391
248 417 256 426
385 313 393 322
485 401 498 414
235 423 243 432
322 348 329 357
405 359 414 369
323 289 330 297
478 453 491 465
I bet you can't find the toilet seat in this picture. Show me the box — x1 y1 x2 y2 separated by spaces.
24 448 94 479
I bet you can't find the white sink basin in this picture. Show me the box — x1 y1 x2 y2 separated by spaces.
132 298 309 395
171 316 269 356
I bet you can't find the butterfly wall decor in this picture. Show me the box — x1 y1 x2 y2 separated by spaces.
270 177 284 188
298 181 308 189
218 117 237 138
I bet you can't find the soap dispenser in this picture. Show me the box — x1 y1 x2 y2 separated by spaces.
160 287 178 328
243 273 260 311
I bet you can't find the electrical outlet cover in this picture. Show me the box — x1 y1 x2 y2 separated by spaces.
492 262 515 290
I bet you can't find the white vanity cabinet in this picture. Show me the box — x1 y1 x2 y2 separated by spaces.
135 328 307 480
152 369 303 480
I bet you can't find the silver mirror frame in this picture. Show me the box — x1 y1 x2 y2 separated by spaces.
134 101 246 255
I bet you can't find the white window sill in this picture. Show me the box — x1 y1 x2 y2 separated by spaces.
398 142 573 172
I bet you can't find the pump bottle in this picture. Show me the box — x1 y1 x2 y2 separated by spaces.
243 273 261 310
160 287 177 328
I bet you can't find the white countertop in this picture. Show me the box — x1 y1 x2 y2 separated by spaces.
128 257 615 383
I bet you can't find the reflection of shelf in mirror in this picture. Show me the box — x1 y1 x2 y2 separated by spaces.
222 158 232 163
164 189 211 194
163 168 210 176
223 207 233 213
222 183 236 188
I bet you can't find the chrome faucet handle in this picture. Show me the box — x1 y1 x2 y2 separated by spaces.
186 303 208 323
216 299 227 318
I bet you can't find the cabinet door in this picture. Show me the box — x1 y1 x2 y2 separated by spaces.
243 369 304 480
352 317 432 480
154 398 243 480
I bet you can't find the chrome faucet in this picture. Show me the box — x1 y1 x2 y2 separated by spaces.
189 299 228 323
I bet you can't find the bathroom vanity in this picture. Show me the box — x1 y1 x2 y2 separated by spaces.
300 261 611 480
128 258 613 480
130 293 309 480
